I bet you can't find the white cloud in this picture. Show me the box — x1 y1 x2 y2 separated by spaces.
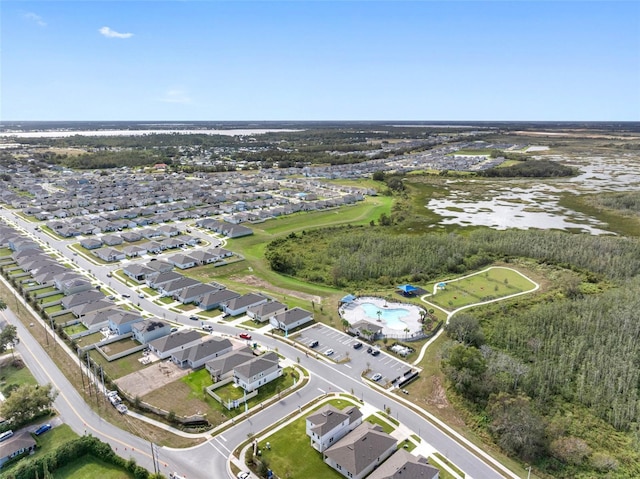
160 89 192 104
25 12 46 27
99 26 134 39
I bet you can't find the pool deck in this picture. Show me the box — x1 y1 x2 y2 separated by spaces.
340 297 424 337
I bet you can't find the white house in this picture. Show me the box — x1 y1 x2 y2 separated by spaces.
170 337 233 369
269 307 313 333
233 351 281 392
306 405 363 452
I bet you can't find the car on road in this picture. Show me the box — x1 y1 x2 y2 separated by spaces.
122 294 130 298
236 472 250 479
189 316 198 321
170 327 178 333
138 293 144 298
325 349 334 356
353 342 363 350
202 324 213 332
107 295 115 300
239 333 252 340
106 272 112 277
371 373 382 382
34 424 52 435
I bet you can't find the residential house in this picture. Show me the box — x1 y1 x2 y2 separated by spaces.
121 231 142 242
81 308 118 331
158 276 200 297
269 307 313 333
323 423 397 479
367 450 439 479
209 247 233 260
188 249 217 265
61 290 105 310
148 330 203 359
247 301 287 323
233 351 281 392
101 234 123 246
144 260 173 274
205 347 255 382
0 430 37 468
158 225 179 237
221 293 268 317
159 237 185 250
145 271 183 290
131 319 171 344
122 245 148 258
107 310 144 335
123 263 154 282
167 253 197 270
70 300 114 318
139 241 163 254
56 277 92 296
93 247 126 262
175 283 220 305
80 238 103 250
171 337 233 369
306 405 363 452
198 289 240 311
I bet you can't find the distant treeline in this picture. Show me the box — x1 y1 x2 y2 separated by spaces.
480 159 577 178
58 150 168 169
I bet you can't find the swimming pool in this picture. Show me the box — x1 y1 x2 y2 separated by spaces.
360 302 410 330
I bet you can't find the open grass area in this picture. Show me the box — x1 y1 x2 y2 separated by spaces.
32 286 58 295
64 323 88 336
424 267 536 311
175 303 197 311
141 286 158 296
158 296 174 304
55 312 78 323
0 358 38 395
44 304 64 314
256 399 359 479
364 414 396 434
89 349 150 379
199 309 223 318
0 247 13 256
51 454 135 479
39 293 65 304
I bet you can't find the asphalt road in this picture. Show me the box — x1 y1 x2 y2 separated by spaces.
0 210 513 479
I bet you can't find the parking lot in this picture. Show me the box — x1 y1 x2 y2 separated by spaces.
294 324 417 386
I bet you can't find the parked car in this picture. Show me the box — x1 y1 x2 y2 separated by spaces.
325 349 334 356
202 324 213 332
189 316 198 321
371 349 381 357
236 472 250 479
107 295 115 300
106 272 112 277
372 373 382 382
310 340 319 348
353 342 363 350
239 333 252 340
170 327 178 333
34 424 52 436
115 404 128 414
367 347 373 354
122 293 130 298
138 293 144 298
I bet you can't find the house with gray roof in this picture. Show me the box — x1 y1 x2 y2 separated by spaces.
122 244 148 258
101 234 123 246
306 405 363 452
148 330 203 359
198 289 241 311
144 260 173 273
247 301 287 323
0 430 37 468
367 450 439 479
176 283 220 305
205 347 255 382
80 237 103 250
233 351 281 392
123 263 154 282
158 276 200 297
221 293 268 317
167 253 197 270
171 337 233 369
107 310 144 335
131 319 171 344
61 290 105 310
81 308 118 330
323 422 397 479
57 277 92 296
93 247 125 262
146 271 183 290
269 307 313 333
70 299 114 318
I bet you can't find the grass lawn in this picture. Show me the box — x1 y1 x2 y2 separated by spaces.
64 323 88 336
425 267 536 311
433 453 466 478
8 268 26 276
32 286 58 295
0 247 13 256
55 312 77 323
75 332 106 348
99 338 140 356
89 350 150 379
52 454 135 479
141 287 158 296
176 303 197 311
199 309 223 318
39 293 65 304
113 269 139 285
257 399 359 479
44 304 64 314
0 359 38 395
364 414 395 434
158 296 174 305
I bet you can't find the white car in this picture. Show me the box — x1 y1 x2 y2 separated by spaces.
325 349 334 356
372 373 382 382
237 472 250 479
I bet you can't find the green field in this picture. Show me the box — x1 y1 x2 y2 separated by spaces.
50 454 135 479
425 267 536 311
0 359 38 395
89 349 150 379
364 414 396 434
64 323 88 336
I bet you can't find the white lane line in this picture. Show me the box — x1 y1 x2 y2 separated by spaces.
344 364 352 369
318 388 326 394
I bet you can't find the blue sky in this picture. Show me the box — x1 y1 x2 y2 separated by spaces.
2 1 639 121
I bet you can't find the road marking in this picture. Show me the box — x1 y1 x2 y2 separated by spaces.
212 437 231 454
343 364 352 369
208 439 228 458
218 435 227 442
317 388 326 394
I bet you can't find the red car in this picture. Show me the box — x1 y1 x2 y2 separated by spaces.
239 333 252 340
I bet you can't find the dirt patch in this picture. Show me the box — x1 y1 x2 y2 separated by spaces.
115 359 190 398
425 376 450 409
230 274 322 304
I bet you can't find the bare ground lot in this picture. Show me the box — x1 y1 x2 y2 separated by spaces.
115 359 189 398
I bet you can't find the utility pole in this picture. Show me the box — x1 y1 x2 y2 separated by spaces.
85 352 92 397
